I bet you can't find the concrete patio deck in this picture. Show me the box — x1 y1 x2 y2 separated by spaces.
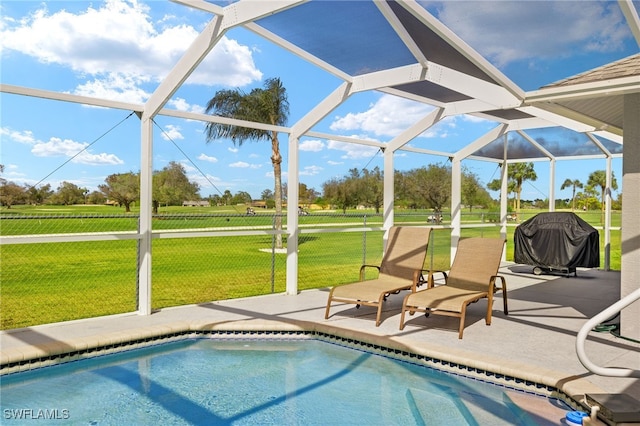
1 263 639 422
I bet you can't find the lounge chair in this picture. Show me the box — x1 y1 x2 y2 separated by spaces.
399 237 508 338
325 226 431 326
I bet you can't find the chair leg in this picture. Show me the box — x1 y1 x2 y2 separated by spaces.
458 307 466 339
375 305 382 327
324 293 334 320
502 286 508 315
399 303 408 330
485 301 492 326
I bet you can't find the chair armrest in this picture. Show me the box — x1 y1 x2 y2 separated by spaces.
412 269 429 290
490 275 506 292
490 275 508 315
427 270 448 288
411 269 447 292
359 264 380 281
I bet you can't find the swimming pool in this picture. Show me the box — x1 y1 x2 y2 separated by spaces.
1 335 570 425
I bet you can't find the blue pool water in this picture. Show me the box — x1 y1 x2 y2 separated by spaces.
1 338 566 425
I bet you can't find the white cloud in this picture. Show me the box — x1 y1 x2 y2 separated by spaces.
197 153 218 163
434 1 629 67
160 124 184 141
31 137 123 165
330 94 434 138
229 161 260 169
168 97 205 114
190 173 225 190
327 160 343 166
1 127 36 144
299 139 325 152
178 161 196 174
228 147 239 153
188 37 263 87
326 140 381 160
75 152 125 165
0 0 262 103
300 165 323 176
266 170 288 180
462 114 492 124
73 73 151 104
2 164 26 179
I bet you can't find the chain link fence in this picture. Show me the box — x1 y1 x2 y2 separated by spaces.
1 209 619 329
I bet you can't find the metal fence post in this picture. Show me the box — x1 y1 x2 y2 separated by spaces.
362 214 367 266
271 214 276 293
429 229 435 270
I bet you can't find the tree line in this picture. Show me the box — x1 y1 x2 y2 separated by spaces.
320 164 493 213
0 161 621 215
0 162 198 213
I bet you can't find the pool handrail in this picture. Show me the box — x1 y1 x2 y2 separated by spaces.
576 287 640 378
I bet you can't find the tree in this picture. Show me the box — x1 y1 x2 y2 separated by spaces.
205 77 289 248
99 172 140 212
231 191 252 205
0 165 26 208
322 176 358 213
87 190 106 205
580 185 599 211
587 170 618 221
0 181 26 208
153 161 200 213
221 190 233 206
460 168 492 212
393 170 411 208
560 178 583 211
209 194 222 206
487 178 516 210
487 162 537 213
26 184 53 205
52 181 85 205
509 162 537 213
402 164 451 211
360 167 384 213
299 183 319 208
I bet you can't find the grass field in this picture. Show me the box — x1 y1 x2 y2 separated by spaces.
0 204 621 329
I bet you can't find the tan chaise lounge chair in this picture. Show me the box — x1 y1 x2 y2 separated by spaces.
399 237 508 339
325 226 431 326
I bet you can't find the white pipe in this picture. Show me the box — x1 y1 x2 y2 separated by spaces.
576 287 640 378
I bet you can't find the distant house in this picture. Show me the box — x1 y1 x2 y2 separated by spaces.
182 200 209 207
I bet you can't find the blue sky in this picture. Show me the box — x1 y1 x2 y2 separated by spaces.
0 0 634 201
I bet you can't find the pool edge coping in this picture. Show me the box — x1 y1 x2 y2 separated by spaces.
0 318 602 411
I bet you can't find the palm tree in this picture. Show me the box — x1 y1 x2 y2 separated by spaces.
488 162 537 214
510 162 537 213
560 178 583 211
487 178 517 211
204 78 289 248
587 170 618 222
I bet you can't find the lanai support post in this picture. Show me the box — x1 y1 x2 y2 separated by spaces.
450 158 462 263
286 134 300 296
383 148 395 234
138 116 153 315
621 92 640 340
549 159 556 212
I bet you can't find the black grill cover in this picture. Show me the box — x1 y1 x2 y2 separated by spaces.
514 212 600 269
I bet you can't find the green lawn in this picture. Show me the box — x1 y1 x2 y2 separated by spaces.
0 205 621 329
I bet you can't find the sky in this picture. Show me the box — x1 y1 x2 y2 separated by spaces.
0 0 636 202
